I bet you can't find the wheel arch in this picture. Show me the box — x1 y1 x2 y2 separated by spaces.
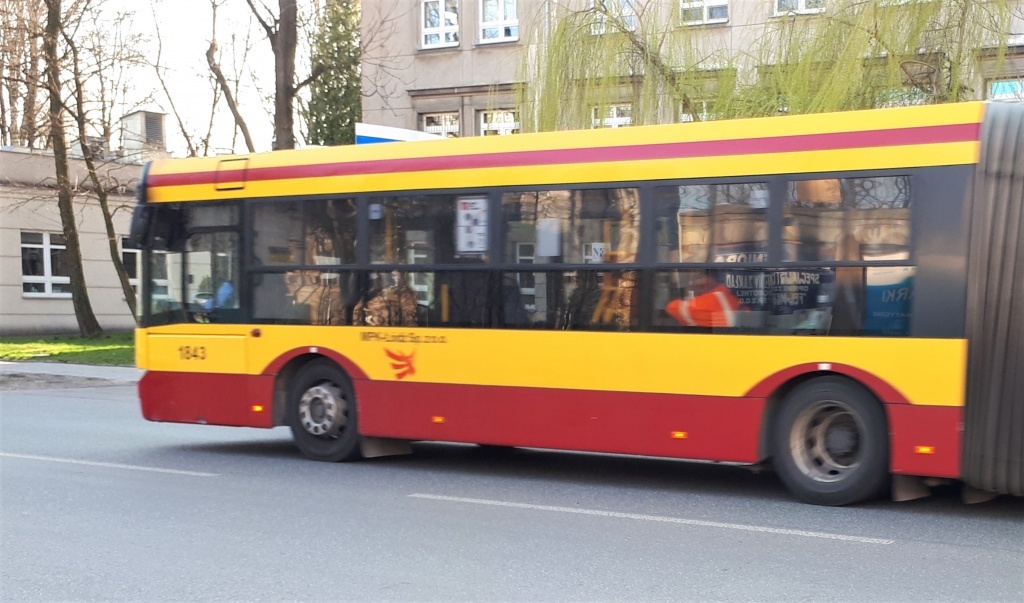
262 347 368 427
753 365 898 461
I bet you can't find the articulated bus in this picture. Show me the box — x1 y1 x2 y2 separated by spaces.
129 101 1023 506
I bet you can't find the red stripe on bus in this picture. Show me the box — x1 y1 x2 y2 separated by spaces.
147 123 980 189
744 362 911 404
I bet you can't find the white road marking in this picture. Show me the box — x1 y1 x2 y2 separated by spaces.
409 493 894 545
0 452 218 477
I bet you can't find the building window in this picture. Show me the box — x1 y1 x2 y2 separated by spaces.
480 110 520 135
480 0 517 42
988 78 1024 101
591 104 632 128
21 231 71 297
678 99 718 122
422 112 461 137
591 0 637 35
422 0 459 48
679 1 728 25
775 0 824 15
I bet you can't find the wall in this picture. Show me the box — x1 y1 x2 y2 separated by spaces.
0 148 141 335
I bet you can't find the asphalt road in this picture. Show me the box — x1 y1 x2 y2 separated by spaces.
1 379 1022 602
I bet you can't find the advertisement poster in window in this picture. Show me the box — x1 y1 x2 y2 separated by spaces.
456 196 488 255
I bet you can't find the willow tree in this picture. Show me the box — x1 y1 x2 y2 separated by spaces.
517 0 1017 132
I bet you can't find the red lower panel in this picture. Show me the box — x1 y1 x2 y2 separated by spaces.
357 380 766 463
139 371 275 428
886 404 962 478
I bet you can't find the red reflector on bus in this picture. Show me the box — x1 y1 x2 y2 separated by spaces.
915 445 935 454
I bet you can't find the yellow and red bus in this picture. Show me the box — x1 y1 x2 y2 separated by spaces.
128 101 1024 505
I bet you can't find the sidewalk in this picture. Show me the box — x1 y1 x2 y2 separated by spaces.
0 361 142 383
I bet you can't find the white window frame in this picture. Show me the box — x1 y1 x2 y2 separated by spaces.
774 0 825 16
591 0 637 35
21 231 71 298
421 0 460 49
591 104 633 128
421 112 461 137
479 0 518 43
679 1 728 25
480 109 520 135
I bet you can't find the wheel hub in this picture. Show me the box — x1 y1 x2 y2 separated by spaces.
298 383 346 437
790 402 862 483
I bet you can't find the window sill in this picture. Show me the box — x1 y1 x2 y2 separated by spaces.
419 42 461 52
679 19 729 27
22 293 73 299
476 37 519 46
772 9 825 17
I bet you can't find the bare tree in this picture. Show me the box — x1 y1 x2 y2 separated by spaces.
61 3 147 320
1 0 47 148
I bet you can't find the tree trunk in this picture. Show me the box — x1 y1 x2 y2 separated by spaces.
273 0 297 149
44 0 102 337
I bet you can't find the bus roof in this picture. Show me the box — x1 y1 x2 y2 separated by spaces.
143 101 985 204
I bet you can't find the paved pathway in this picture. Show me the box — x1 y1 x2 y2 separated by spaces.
0 361 141 382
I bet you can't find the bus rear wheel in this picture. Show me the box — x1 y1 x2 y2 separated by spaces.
287 359 361 462
772 377 889 506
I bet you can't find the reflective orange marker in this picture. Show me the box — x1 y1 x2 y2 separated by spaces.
915 445 935 454
671 431 688 439
251 405 264 412
432 416 445 424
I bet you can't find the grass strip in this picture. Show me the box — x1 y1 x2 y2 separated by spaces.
0 333 134 366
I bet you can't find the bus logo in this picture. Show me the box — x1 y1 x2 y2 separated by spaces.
385 348 416 379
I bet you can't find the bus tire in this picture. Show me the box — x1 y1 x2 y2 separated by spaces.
772 377 889 506
287 359 361 462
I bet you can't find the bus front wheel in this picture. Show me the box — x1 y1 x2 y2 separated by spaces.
287 359 362 462
772 377 889 506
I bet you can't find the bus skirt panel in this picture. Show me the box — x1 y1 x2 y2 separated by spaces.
886 404 962 479
356 380 766 464
139 371 275 428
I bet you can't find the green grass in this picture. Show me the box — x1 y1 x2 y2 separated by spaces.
0 333 135 366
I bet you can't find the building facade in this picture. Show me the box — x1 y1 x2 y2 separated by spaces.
361 0 1024 136
0 149 143 335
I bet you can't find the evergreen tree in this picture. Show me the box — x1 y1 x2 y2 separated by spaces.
306 0 360 146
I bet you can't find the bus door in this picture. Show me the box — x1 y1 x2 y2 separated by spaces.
141 203 249 378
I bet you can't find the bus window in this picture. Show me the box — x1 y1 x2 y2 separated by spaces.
253 271 354 325
654 183 769 263
653 269 836 334
370 194 485 265
253 201 302 265
502 188 640 264
500 269 638 331
186 231 240 322
784 176 910 262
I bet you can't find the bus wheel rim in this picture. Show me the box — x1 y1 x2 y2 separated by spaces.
298 383 346 437
789 400 862 483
